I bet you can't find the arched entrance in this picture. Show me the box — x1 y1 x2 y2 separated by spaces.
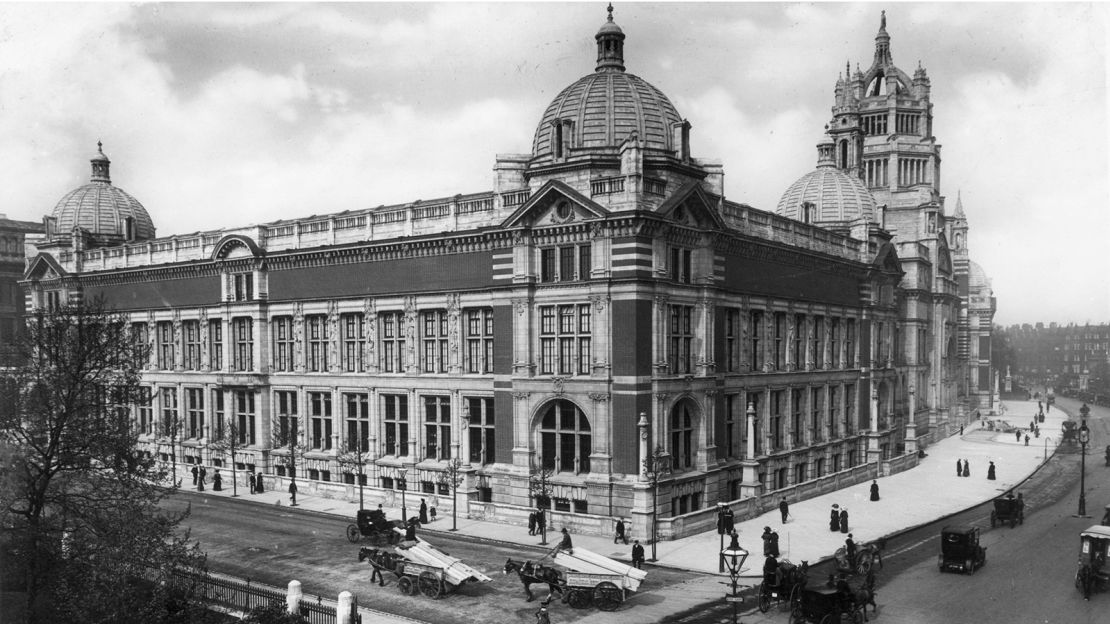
536 399 592 475
669 399 699 471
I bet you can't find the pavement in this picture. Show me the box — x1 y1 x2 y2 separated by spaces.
178 398 1073 623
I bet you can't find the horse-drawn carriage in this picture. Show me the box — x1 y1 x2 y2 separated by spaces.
504 546 646 612
788 585 866 624
990 494 1025 528
358 535 491 599
834 539 884 576
758 559 808 613
937 525 986 574
1075 525 1110 600
346 509 403 545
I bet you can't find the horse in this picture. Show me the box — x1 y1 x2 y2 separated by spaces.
503 558 564 602
358 547 402 578
853 568 878 621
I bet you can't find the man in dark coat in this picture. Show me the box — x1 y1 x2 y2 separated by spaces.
987 461 996 480
536 509 547 534
631 540 645 569
763 554 779 591
614 518 628 544
528 511 537 536
404 519 417 542
870 480 880 501
956 459 962 477
191 465 199 485
723 507 735 533
249 473 256 494
830 505 840 532
288 480 298 506
552 528 573 555
839 508 849 533
845 534 857 569
419 499 429 524
198 466 206 491
779 497 790 524
255 472 264 493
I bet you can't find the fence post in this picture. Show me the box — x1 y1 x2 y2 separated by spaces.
337 591 352 624
287 580 302 615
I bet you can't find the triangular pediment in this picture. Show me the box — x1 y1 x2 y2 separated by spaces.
936 233 953 276
873 241 904 276
655 182 726 230
23 253 67 281
500 180 609 228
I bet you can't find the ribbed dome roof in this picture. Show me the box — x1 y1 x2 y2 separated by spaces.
777 136 877 224
532 72 683 155
968 260 992 293
51 143 155 241
531 6 683 158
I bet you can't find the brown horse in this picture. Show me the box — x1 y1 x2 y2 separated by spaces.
503 558 564 602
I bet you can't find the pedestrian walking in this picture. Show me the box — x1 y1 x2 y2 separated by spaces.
870 480 880 502
631 540 645 569
1025 434 1030 446
987 461 996 480
198 466 207 491
288 480 298 505
191 465 199 486
255 472 264 493
779 497 790 524
960 425 964 436
845 534 857 569
419 499 428 524
369 557 386 586
1016 430 1022 443
212 469 222 491
830 504 840 532
770 530 780 557
723 506 735 533
614 518 628 544
528 510 537 536
248 473 256 494
761 526 774 555
956 458 962 477
536 509 547 534
962 459 970 478
839 508 849 533
430 506 437 522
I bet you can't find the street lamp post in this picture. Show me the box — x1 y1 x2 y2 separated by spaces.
1078 403 1090 517
642 444 671 562
530 460 553 546
720 531 749 624
398 467 409 522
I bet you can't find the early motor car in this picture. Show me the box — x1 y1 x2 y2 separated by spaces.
938 525 986 574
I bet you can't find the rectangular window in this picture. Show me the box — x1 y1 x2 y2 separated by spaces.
344 392 369 453
669 305 694 374
275 390 298 447
423 396 451 460
828 386 839 439
466 396 495 465
812 316 824 369
183 320 201 370
791 389 804 446
306 315 328 372
830 318 841 368
540 244 591 282
161 387 178 436
670 247 693 284
845 384 856 433
811 386 824 443
185 387 205 439
309 391 333 450
773 312 786 370
157 321 175 370
380 312 406 373
234 390 256 445
539 304 591 375
233 273 253 301
793 314 805 368
136 386 153 435
208 319 223 371
383 394 409 457
130 322 149 365
750 310 764 371
724 394 740 458
465 309 494 374
421 310 449 373
341 313 365 373
272 316 294 372
724 308 740 373
211 389 224 440
771 390 784 450
231 317 253 372
846 319 857 368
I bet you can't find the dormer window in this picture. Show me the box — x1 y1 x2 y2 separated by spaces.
233 273 253 301
540 243 592 283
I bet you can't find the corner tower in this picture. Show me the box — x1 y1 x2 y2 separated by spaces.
829 12 940 218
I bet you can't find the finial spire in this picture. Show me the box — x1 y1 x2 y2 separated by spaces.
90 141 111 184
595 3 626 72
607 3 614 21
874 10 892 66
881 10 886 31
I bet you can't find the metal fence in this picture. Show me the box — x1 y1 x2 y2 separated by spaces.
167 570 353 624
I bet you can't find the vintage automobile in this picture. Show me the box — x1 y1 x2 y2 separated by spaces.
938 525 986 574
990 494 1025 528
1076 525 1110 600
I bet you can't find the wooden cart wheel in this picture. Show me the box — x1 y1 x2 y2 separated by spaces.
566 589 590 609
397 576 414 595
346 525 361 543
757 583 771 613
418 571 442 599
856 554 873 575
592 581 623 612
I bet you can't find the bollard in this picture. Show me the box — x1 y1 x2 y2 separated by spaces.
337 591 352 624
287 580 302 615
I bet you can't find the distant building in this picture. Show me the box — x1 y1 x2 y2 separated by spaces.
21 8 992 538
1009 323 1110 394
0 214 43 367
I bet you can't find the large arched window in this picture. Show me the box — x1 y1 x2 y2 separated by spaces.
670 400 696 470
539 400 591 474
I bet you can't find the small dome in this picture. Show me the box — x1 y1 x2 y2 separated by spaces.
968 260 992 294
51 143 155 241
777 168 877 224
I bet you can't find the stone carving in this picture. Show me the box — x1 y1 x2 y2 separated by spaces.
588 392 609 402
293 302 305 373
552 377 566 395
512 298 530 317
363 298 376 368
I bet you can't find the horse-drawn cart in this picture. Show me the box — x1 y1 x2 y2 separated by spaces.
990 495 1024 528
550 546 647 611
358 534 491 599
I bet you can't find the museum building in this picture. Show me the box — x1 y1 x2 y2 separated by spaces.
21 9 992 538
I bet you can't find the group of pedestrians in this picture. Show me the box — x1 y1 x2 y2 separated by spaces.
190 465 225 491
955 458 997 480
527 508 548 536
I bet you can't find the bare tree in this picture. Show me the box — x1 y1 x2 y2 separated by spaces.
335 435 368 511
437 457 466 531
0 299 206 623
207 419 244 497
270 413 305 506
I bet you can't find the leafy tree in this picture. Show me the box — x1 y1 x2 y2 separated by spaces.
0 299 207 623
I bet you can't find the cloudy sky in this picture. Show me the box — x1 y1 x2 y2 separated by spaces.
1 2 1107 327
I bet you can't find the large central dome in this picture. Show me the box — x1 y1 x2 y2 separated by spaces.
531 7 683 158
51 143 155 241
